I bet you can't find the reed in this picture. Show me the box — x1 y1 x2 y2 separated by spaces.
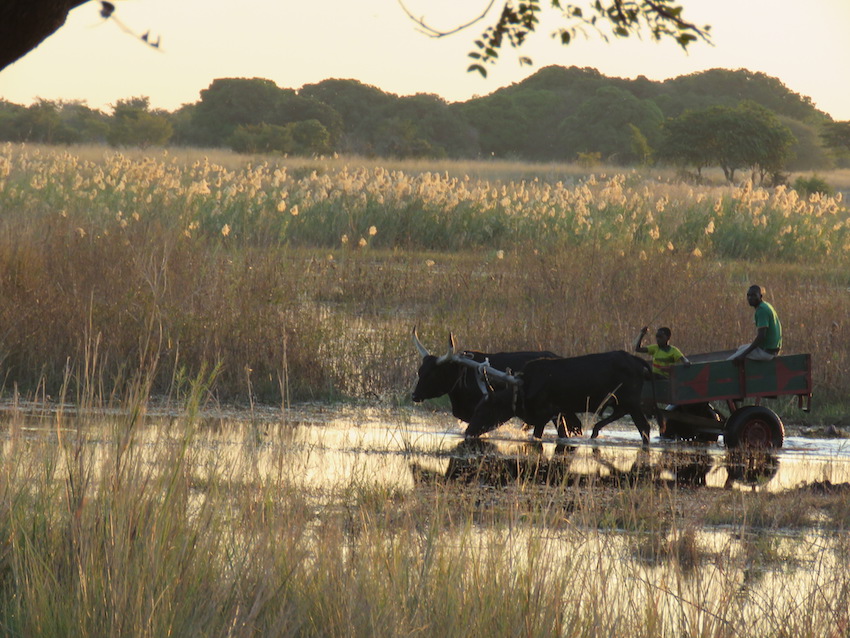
3 398 850 637
1 144 848 416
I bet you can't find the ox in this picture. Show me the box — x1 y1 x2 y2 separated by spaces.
467 351 652 445
411 327 564 429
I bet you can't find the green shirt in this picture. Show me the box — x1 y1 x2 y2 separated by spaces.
755 301 782 351
646 344 685 377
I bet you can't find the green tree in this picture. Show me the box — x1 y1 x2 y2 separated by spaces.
184 78 342 150
656 109 712 179
659 102 795 183
782 117 833 171
0 100 26 141
18 99 67 143
188 78 286 146
557 85 663 163
374 118 437 158
288 119 332 155
299 79 397 155
382 94 477 158
229 123 293 154
107 97 173 147
628 123 653 165
820 121 850 167
56 100 109 143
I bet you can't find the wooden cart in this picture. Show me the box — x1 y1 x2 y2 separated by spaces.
646 351 812 448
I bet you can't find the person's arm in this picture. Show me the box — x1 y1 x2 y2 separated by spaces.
634 326 649 353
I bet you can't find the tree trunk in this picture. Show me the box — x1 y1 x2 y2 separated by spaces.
1 0 90 71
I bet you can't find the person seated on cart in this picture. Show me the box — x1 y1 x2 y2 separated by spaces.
634 326 690 378
634 327 714 440
728 285 782 362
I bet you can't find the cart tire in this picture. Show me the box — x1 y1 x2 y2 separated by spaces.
724 406 784 449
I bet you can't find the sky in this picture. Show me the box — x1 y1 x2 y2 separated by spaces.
1 0 849 120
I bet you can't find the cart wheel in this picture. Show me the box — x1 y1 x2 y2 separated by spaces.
724 406 784 448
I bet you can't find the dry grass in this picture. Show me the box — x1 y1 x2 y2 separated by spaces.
1 144 849 419
3 395 850 637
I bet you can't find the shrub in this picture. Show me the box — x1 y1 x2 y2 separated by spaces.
793 174 835 197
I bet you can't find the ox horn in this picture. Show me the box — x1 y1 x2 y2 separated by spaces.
412 326 431 358
436 332 457 364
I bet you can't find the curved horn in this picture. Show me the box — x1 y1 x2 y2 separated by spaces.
436 332 457 364
412 326 430 358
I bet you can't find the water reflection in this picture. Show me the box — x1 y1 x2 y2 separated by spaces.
1 401 849 493
411 438 780 491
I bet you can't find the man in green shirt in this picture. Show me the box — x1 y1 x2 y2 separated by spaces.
729 285 782 361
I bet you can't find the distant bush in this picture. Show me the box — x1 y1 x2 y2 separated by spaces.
793 175 835 197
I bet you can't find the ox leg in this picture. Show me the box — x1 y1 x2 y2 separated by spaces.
532 421 547 439
630 411 652 446
555 413 582 438
590 408 629 439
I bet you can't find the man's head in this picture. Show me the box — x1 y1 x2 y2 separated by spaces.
655 326 672 347
747 285 764 308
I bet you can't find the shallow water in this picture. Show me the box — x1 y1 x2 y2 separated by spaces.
3 401 850 493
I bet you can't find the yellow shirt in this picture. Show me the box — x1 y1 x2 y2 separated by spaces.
646 344 685 378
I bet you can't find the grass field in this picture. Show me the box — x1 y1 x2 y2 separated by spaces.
1 143 848 414
2 143 850 635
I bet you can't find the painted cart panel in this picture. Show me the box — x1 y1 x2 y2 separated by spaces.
650 353 812 405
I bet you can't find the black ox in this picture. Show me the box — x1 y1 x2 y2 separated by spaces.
467 350 653 445
411 327 563 429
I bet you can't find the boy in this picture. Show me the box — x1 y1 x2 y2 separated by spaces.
634 326 690 378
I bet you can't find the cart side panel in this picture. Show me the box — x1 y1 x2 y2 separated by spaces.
666 354 811 404
743 353 812 397
668 359 741 403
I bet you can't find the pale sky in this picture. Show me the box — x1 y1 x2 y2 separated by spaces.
1 0 849 120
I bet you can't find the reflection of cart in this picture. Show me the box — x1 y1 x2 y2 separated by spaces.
646 351 812 448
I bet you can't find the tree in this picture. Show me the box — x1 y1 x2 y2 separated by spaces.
0 98 108 144
229 123 293 154
557 85 663 163
1 0 88 70
188 78 286 147
656 109 713 178
820 121 850 152
107 96 172 147
658 102 795 183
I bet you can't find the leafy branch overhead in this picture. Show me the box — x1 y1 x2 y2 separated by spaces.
401 0 711 77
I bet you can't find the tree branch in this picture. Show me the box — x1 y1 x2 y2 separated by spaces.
396 0 498 38
1 0 91 71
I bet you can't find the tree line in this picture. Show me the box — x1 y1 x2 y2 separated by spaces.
2 66 848 180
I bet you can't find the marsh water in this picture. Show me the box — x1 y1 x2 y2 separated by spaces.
5 401 850 494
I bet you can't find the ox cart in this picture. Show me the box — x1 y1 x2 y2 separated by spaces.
649 351 812 448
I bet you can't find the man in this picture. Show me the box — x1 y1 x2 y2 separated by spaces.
729 285 782 361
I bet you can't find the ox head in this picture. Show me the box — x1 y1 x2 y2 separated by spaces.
411 327 460 402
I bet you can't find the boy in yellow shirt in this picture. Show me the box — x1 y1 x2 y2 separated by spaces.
634 326 690 378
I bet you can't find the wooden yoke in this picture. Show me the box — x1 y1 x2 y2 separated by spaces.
451 354 523 409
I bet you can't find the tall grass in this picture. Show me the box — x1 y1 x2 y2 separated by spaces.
1 143 849 413
3 399 850 637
